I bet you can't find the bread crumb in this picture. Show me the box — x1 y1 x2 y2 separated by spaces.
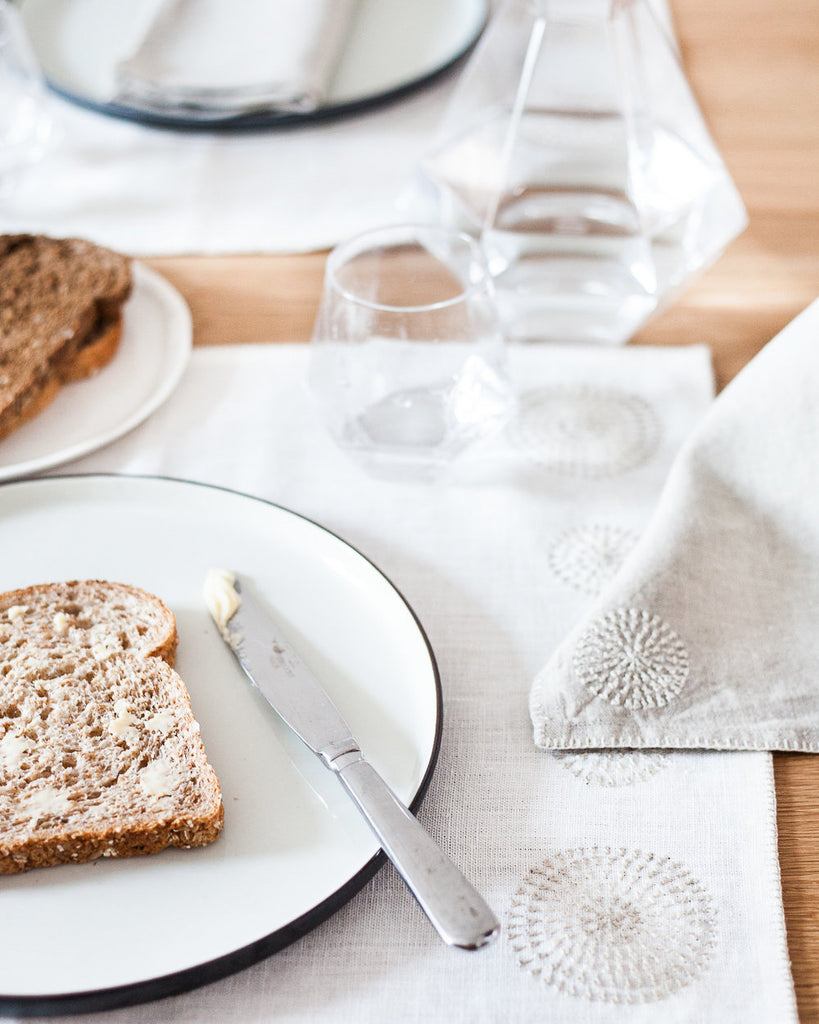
92 640 120 660
6 605 28 621
146 711 175 734
140 758 175 798
108 699 137 740
0 732 31 769
19 786 72 822
52 612 71 635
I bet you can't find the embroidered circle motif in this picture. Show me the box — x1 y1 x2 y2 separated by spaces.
507 847 717 1002
512 386 660 476
549 524 639 595
573 608 689 709
552 749 670 786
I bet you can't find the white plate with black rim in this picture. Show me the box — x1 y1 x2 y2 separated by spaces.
0 474 441 1015
21 0 488 130
0 264 191 483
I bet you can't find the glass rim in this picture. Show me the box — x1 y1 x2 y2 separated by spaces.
325 223 491 314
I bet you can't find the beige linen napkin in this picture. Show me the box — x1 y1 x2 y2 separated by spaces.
531 298 819 751
115 0 359 115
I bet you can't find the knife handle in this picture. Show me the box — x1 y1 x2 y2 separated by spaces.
332 755 499 950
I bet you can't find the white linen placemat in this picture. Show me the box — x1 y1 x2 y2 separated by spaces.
9 341 795 1024
531 298 819 753
0 84 436 255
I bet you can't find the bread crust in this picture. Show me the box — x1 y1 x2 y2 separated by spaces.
0 581 222 874
58 316 124 383
0 804 225 875
0 317 124 443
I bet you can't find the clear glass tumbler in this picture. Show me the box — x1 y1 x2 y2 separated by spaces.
0 0 54 201
309 224 513 476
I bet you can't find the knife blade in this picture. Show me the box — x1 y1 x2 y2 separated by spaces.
204 570 499 950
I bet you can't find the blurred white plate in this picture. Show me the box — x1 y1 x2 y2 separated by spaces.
0 474 441 1013
20 0 489 129
0 263 191 481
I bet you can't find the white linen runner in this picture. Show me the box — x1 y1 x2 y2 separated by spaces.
16 342 795 1023
0 85 433 255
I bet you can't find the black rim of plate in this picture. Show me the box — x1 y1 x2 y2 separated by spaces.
0 473 444 1017
38 7 488 133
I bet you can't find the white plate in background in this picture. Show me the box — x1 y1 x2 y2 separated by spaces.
21 0 489 128
0 263 191 481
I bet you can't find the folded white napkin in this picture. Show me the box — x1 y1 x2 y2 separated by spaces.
531 298 819 751
115 0 359 115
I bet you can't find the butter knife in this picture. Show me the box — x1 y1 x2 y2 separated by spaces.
204 570 499 950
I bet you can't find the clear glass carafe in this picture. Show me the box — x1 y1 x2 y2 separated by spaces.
419 0 747 344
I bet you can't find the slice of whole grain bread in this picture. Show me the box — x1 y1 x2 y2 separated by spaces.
0 235 133 443
0 581 223 874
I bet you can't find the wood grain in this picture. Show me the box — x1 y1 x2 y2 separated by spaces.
145 0 819 1014
659 3 819 1012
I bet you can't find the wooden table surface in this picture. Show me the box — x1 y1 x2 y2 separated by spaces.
144 0 819 1016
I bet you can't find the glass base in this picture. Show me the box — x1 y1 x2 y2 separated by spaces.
357 388 451 449
334 358 513 477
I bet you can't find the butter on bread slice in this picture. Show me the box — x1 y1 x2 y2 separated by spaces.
0 581 223 874
0 234 133 443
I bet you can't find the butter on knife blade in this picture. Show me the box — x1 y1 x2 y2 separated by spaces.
202 568 499 950
203 568 242 643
